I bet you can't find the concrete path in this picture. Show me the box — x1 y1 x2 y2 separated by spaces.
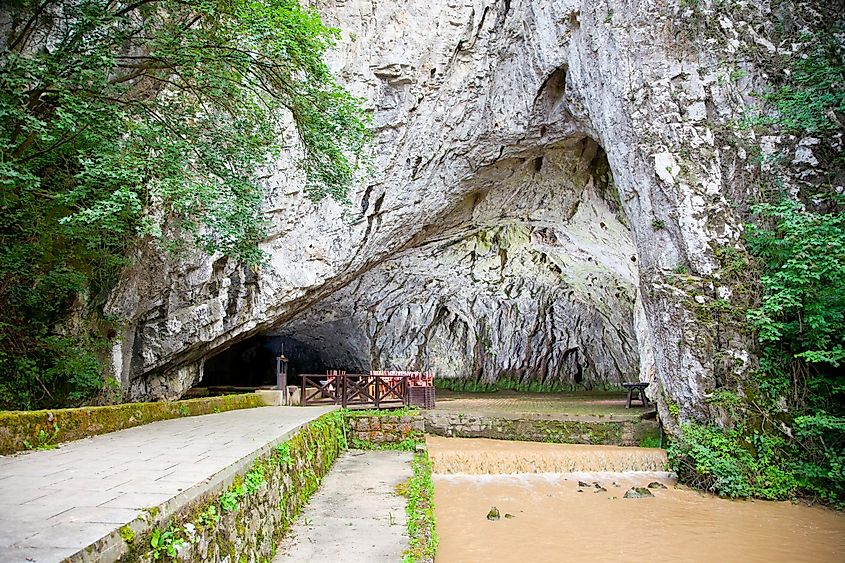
0 405 335 562
276 450 412 562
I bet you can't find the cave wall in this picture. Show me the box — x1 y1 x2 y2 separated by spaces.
106 0 764 426
275 140 641 387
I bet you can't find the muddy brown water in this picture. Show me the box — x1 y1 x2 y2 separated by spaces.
428 437 845 563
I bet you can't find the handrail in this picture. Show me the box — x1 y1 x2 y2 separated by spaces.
300 373 412 408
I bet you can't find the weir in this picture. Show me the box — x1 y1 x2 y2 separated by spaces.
427 436 668 474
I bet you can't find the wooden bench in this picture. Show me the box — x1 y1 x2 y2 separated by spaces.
623 382 649 408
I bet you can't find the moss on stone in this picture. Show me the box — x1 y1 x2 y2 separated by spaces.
0 393 265 455
118 525 135 544
126 411 346 562
425 412 657 446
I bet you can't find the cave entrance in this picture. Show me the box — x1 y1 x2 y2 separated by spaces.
267 137 648 394
192 137 651 403
192 332 366 396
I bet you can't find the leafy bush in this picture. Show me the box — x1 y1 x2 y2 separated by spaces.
791 413 845 506
759 38 845 135
746 200 845 374
668 423 797 500
0 0 369 409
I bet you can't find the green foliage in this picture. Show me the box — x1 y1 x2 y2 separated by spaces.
220 488 242 513
243 466 266 495
791 413 845 506
758 37 844 136
342 407 420 418
667 402 680 418
746 200 845 373
349 436 421 451
402 452 438 563
0 0 370 409
22 422 60 451
118 524 135 544
434 376 622 394
668 423 798 500
274 442 293 466
150 526 186 560
195 505 220 529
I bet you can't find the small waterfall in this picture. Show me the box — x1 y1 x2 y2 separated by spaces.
427 436 668 474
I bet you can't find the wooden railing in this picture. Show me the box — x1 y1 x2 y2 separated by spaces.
300 373 409 408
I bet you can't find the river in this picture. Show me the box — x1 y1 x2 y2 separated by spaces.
428 437 845 562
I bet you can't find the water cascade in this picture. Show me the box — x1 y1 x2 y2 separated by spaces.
427 436 668 474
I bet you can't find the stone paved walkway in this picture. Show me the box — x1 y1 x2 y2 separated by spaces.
0 405 335 563
276 450 412 562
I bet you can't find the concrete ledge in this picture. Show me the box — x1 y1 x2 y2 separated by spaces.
256 389 284 406
0 394 265 455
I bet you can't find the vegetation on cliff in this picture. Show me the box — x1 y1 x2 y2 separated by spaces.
0 0 369 409
669 19 844 507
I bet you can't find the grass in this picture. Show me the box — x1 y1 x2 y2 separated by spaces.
349 436 421 451
434 390 645 418
342 407 420 418
400 452 438 563
434 376 627 394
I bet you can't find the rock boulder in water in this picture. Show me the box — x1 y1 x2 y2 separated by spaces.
624 487 654 499
487 507 501 521
648 482 667 489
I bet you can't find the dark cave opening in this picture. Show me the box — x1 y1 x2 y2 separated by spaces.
198 333 363 391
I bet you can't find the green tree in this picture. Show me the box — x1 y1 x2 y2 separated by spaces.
0 0 370 408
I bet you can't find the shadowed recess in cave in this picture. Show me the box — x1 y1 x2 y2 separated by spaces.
199 333 372 389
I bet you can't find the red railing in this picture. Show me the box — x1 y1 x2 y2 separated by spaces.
300 370 434 408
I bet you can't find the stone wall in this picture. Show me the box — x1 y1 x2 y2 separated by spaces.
345 409 660 448
0 393 265 455
423 412 659 447
95 412 346 563
345 411 425 448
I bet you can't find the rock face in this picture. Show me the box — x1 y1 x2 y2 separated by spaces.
107 0 761 426
271 141 640 386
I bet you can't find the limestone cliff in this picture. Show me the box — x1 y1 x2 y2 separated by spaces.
107 0 781 426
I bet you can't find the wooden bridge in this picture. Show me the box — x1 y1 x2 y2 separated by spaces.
300 371 434 409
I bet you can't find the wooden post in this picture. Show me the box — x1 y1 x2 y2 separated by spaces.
341 375 347 409
374 376 380 410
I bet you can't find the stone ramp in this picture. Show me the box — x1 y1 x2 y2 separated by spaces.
275 450 412 562
0 405 335 562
